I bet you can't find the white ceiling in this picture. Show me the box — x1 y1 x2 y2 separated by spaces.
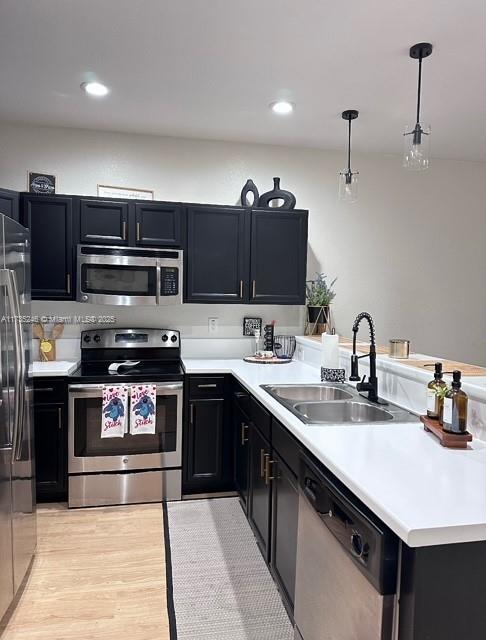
1 0 485 161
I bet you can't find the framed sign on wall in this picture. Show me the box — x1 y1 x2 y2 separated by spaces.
97 184 154 200
28 172 56 195
243 317 262 337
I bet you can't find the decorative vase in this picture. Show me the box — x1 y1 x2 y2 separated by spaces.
240 179 260 208
306 306 330 335
258 177 296 210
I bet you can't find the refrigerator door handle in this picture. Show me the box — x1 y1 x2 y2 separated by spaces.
5 269 24 462
11 270 25 462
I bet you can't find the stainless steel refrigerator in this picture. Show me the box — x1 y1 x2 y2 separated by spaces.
0 213 36 622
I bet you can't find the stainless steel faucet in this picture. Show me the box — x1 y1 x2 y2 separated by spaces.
349 312 386 405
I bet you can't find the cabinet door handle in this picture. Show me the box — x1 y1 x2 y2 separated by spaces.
265 457 275 485
122 220 127 240
240 422 248 445
252 280 256 298
136 222 141 242
197 383 217 389
190 403 194 424
58 407 62 430
66 273 71 294
260 449 268 478
240 280 243 298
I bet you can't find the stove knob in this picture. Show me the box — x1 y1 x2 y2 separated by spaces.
83 335 91 343
162 334 168 342
171 335 178 343
93 334 101 343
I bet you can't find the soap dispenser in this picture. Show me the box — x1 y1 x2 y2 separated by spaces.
426 362 446 420
442 370 468 434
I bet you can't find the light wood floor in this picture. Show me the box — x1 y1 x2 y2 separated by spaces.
1 503 170 640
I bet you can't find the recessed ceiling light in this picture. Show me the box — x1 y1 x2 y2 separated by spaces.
270 101 294 115
81 81 109 97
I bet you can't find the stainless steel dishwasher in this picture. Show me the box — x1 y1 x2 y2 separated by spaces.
294 455 398 640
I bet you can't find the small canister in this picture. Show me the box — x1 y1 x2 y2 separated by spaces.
389 339 410 359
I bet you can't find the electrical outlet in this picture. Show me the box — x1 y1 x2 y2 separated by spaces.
208 317 218 334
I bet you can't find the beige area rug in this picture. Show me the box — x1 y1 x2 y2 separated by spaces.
166 498 294 640
0 503 171 640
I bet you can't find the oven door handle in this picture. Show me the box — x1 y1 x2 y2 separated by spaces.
156 382 183 391
69 382 183 393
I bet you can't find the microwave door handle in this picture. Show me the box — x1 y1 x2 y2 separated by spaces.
156 263 161 305
4 269 22 462
9 270 25 462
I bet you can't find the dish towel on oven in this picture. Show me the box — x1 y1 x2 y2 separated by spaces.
130 384 157 435
101 385 128 438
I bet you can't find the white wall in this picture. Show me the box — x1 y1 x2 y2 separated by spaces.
1 122 485 364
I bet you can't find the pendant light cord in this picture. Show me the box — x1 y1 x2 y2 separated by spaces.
347 118 352 173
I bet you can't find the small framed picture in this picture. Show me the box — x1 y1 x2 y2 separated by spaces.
28 172 56 195
97 184 154 200
243 317 262 337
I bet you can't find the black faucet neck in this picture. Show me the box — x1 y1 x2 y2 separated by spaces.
352 312 376 347
350 312 383 404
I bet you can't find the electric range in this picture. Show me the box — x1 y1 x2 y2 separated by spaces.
68 328 184 508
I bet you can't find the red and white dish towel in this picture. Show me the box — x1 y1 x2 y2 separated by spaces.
101 385 128 438
101 384 157 438
130 384 157 435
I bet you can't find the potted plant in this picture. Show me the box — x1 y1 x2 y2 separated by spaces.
306 273 337 332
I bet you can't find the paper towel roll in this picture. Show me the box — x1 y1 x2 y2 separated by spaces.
321 333 340 369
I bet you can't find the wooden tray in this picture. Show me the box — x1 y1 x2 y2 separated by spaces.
420 415 472 449
243 356 292 365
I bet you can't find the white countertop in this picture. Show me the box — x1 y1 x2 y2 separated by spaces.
30 360 79 377
183 357 486 548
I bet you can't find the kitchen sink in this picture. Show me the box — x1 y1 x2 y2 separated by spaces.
261 382 419 425
264 384 353 403
294 400 394 424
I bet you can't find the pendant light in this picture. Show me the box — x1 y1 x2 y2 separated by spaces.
403 42 433 170
339 110 359 203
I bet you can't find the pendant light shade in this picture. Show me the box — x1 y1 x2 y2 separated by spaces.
339 110 359 203
403 42 433 171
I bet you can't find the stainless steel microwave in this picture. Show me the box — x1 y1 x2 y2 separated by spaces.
76 245 183 306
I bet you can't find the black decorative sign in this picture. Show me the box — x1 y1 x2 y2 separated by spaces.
243 317 262 337
28 172 56 195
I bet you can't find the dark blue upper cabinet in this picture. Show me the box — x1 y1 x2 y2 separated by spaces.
185 205 250 303
0 188 20 222
134 201 183 247
249 209 308 305
79 198 129 245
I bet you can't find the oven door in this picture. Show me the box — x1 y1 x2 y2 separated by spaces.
68 382 182 473
77 252 158 306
